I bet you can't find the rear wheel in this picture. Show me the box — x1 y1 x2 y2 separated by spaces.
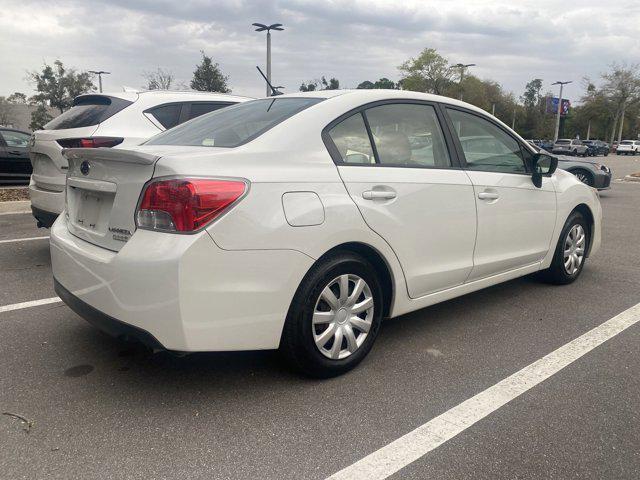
280 251 383 377
540 211 589 285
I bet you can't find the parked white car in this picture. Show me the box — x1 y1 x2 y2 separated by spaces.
29 90 251 227
50 90 602 377
615 139 640 155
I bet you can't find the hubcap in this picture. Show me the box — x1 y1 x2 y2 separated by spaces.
312 274 374 360
563 224 585 275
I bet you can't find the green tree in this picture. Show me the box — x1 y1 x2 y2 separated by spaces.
299 76 340 92
0 97 15 126
28 60 95 114
7 92 27 104
519 79 544 138
190 51 231 93
357 78 398 89
398 48 454 95
29 103 53 131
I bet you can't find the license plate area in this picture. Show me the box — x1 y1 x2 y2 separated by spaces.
68 186 115 235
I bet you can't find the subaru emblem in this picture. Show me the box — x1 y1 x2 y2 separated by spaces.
80 161 90 176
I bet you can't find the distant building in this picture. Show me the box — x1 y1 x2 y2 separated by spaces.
0 104 58 132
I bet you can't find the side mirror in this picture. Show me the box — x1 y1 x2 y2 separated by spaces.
531 153 557 188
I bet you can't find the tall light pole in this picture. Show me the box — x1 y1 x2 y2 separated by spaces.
552 80 572 142
89 71 110 93
252 23 284 97
453 63 475 101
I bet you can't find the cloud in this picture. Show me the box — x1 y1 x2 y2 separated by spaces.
1 0 639 101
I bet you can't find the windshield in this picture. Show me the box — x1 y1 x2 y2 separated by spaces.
556 139 570 144
44 95 133 130
146 97 323 148
620 140 633 145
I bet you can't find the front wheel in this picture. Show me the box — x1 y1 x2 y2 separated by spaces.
540 211 589 285
572 169 594 187
280 251 383 377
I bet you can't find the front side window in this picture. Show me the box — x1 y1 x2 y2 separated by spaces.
326 113 375 164
1 130 30 147
447 108 526 174
147 97 322 148
365 103 451 167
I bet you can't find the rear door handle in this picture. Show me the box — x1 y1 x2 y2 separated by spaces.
362 190 397 200
478 192 499 200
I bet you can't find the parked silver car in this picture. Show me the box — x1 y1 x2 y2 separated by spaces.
552 139 588 157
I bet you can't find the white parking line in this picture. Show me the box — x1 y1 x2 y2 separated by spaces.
326 302 640 480
0 297 61 314
0 236 49 244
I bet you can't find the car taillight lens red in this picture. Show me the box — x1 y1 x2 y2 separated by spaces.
56 137 124 148
136 178 247 232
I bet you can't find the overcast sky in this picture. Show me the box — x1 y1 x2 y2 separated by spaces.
2 0 639 102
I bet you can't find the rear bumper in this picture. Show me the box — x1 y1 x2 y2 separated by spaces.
29 179 65 217
54 279 166 350
31 206 59 228
50 215 314 352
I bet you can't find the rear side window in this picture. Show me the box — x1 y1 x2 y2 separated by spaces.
326 113 375 164
44 95 133 130
147 97 323 148
365 103 451 167
1 130 30 147
147 103 183 129
188 102 232 120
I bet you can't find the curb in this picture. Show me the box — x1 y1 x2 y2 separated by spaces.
623 175 640 183
0 200 31 215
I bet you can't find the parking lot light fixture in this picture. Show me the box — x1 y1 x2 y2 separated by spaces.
552 80 572 142
88 70 110 93
252 23 284 97
453 63 475 101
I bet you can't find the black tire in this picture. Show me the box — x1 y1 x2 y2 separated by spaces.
540 210 589 285
280 251 384 378
571 168 594 187
572 149 578 156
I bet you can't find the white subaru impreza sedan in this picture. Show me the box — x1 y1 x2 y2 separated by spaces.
50 90 601 377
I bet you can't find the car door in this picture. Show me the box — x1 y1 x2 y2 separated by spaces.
444 107 556 281
324 101 477 298
0 130 31 178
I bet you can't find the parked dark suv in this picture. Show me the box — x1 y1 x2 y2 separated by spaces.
582 140 610 157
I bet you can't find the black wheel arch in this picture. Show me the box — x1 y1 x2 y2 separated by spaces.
311 242 395 318
571 204 595 257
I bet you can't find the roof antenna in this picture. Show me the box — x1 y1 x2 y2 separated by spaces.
256 66 283 96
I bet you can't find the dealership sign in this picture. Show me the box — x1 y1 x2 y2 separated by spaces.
545 97 571 116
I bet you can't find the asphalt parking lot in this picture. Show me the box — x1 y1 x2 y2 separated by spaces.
1 154 639 480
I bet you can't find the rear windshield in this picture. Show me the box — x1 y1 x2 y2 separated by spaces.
556 140 570 144
620 140 633 145
146 97 323 148
44 95 133 130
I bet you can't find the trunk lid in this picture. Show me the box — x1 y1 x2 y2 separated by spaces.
63 148 160 251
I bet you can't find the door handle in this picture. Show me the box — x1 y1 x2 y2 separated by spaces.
362 190 397 200
478 191 499 200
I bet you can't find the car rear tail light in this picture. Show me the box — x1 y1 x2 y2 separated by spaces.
136 178 247 232
56 137 124 148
